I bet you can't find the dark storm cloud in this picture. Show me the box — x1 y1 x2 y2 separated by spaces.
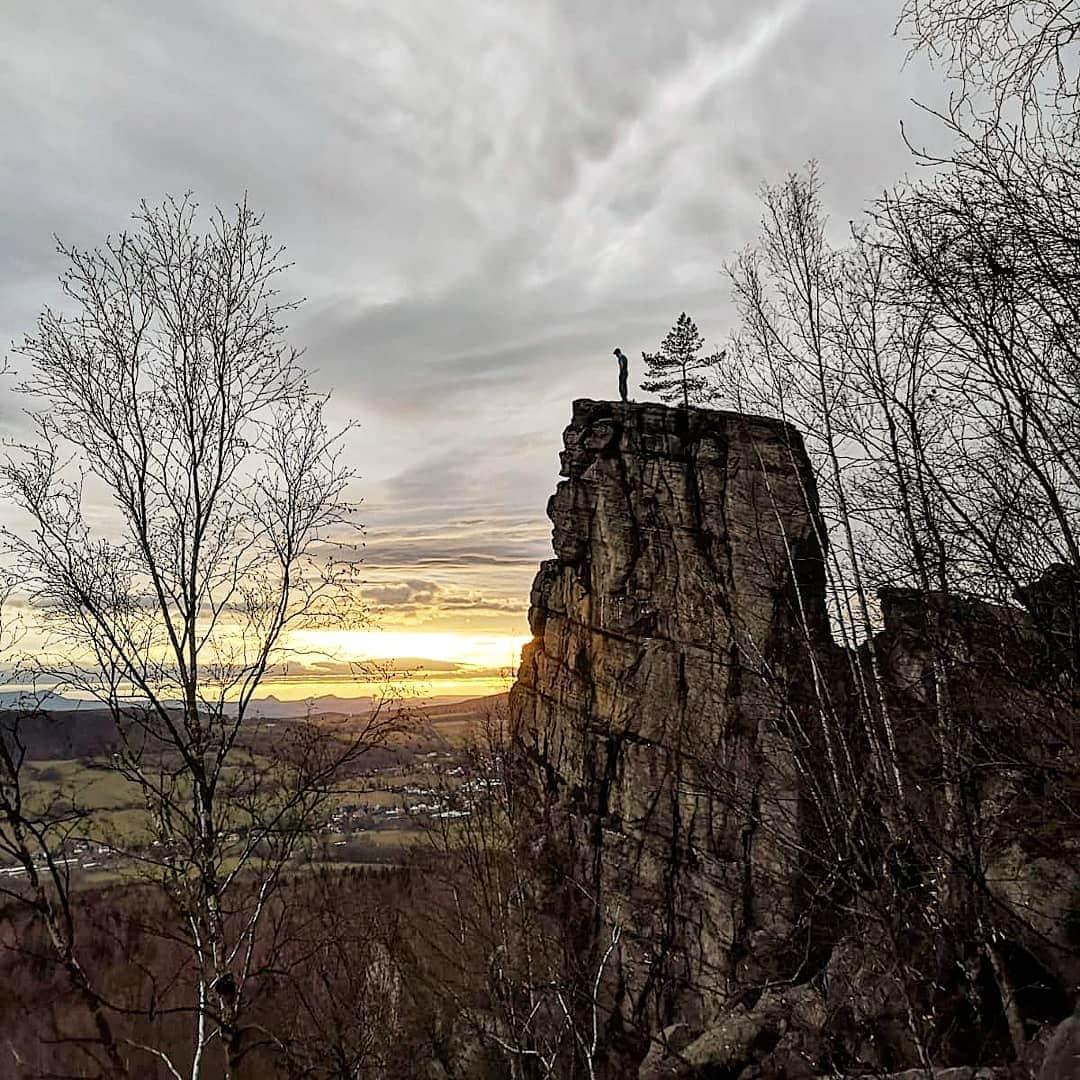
1 0 950 628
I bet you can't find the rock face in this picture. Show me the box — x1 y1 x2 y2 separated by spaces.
1038 1008 1080 1080
508 399 1080 1076
509 400 833 1027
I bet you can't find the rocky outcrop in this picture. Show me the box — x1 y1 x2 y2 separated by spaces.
1038 1008 1080 1079
509 399 1080 1076
872 587 1080 1030
510 400 833 1028
637 983 827 1079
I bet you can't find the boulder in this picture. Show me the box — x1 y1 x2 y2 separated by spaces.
1038 1009 1080 1079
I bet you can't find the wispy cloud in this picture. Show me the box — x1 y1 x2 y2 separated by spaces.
0 0 948 637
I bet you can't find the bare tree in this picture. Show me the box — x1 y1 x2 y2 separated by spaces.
724 163 1079 1073
404 705 629 1080
875 115 1080 604
0 195 391 1078
899 0 1080 116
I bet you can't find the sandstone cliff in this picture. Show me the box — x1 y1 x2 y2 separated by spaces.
509 399 834 1029
508 399 1080 1078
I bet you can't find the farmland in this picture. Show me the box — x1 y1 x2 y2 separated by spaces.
0 692 509 885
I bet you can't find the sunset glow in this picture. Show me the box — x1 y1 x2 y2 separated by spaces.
268 628 532 701
284 629 531 675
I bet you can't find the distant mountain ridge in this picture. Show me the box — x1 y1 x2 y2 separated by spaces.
0 690 508 760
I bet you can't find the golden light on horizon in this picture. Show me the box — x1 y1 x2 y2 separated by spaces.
285 629 532 673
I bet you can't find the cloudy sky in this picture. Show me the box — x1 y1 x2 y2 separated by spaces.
0 1 950 691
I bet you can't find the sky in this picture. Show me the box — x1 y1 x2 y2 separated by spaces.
0 0 951 698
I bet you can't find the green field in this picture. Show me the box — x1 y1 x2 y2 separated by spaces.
20 759 152 846
1 694 506 886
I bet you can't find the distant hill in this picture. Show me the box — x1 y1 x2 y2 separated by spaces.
415 692 509 722
0 689 91 712
0 708 118 760
1 691 510 760
245 694 378 719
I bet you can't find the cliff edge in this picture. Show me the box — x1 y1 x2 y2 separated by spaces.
510 399 833 1028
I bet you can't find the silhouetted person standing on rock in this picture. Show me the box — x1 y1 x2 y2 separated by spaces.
613 348 629 403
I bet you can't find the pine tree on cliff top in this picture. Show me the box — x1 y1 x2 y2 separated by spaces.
640 312 725 408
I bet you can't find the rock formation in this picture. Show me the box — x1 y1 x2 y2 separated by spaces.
509 399 834 1029
509 399 1080 1077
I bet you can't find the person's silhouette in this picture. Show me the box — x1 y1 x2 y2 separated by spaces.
613 348 629 403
